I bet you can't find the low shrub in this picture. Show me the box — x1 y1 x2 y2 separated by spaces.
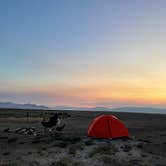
98 155 116 165
122 144 132 152
68 146 77 157
89 143 118 157
53 141 69 148
84 139 95 146
52 157 84 166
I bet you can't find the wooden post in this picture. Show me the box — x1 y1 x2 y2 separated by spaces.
43 112 47 135
27 112 30 127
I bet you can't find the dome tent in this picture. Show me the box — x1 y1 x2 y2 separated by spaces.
88 115 130 139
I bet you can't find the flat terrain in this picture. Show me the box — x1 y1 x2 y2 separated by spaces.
0 109 166 166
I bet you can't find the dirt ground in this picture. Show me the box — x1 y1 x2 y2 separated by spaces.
0 109 166 166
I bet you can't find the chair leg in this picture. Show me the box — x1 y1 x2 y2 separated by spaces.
44 127 47 135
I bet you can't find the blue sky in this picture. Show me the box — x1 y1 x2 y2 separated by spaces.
0 0 166 107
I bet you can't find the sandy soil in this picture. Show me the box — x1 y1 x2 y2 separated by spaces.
0 109 166 166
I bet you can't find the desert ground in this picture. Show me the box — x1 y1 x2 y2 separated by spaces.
0 109 166 166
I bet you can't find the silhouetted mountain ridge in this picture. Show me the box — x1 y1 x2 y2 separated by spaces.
52 106 166 114
0 102 166 114
0 102 48 110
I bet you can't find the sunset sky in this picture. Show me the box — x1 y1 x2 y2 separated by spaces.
0 0 166 108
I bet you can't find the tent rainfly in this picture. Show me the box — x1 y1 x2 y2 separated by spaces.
87 114 130 139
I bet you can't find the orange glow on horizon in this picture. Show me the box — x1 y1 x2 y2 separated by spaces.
1 78 166 107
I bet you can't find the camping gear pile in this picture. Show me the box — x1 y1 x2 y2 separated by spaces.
15 127 37 136
2 112 70 136
3 127 37 136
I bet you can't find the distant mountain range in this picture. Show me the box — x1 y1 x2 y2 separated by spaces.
111 107 166 114
0 102 166 114
52 106 166 114
52 106 111 111
0 102 49 110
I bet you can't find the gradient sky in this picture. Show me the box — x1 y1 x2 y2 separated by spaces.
0 0 166 108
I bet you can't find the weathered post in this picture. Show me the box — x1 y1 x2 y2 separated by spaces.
43 112 47 135
27 112 30 127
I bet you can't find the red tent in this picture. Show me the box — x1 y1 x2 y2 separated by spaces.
88 115 130 139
